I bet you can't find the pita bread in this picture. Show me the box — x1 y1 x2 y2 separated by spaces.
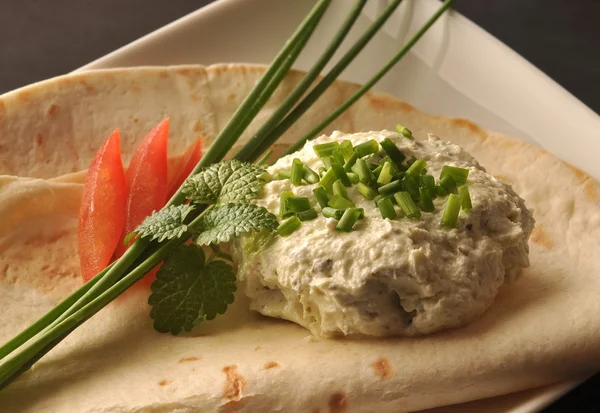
0 64 599 412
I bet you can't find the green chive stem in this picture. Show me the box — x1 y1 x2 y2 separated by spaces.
442 193 461 228
290 158 304 186
278 216 302 236
336 208 360 232
313 187 330 208
394 191 421 219
377 197 397 219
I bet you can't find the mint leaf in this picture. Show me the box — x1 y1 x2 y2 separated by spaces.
148 244 236 335
132 204 195 243
181 160 266 205
195 203 279 245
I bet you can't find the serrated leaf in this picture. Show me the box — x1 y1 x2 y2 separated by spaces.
181 160 266 205
148 244 236 335
195 203 279 245
132 204 195 243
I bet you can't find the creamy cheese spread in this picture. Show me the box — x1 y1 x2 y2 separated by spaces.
234 131 534 337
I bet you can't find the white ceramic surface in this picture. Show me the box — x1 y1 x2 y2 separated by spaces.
77 0 599 411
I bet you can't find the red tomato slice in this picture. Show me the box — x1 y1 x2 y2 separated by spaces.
167 138 202 199
78 129 127 282
115 118 170 259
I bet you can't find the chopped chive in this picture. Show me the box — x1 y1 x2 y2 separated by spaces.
394 170 406 181
377 161 395 185
331 162 351 186
280 191 295 217
332 179 348 198
402 175 420 201
354 139 379 157
379 138 406 166
318 166 327 177
302 165 320 184
343 150 360 171
277 170 291 180
277 216 302 236
339 140 354 160
319 167 336 192
332 149 345 167
440 165 469 185
355 208 365 219
313 142 339 158
394 191 421 219
373 194 385 203
313 187 329 208
441 193 461 228
290 158 304 186
458 185 472 212
404 156 417 167
328 194 355 209
353 158 375 184
336 208 360 232
357 182 377 200
298 208 318 221
257 149 273 165
439 175 457 192
422 175 436 196
377 197 397 219
406 159 427 176
395 124 413 138
287 196 311 212
419 187 435 212
372 163 383 178
347 172 359 184
378 179 403 196
322 207 343 220
322 156 333 169
435 184 448 197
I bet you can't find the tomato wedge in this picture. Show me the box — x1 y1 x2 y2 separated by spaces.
167 138 202 199
78 129 127 282
115 118 170 258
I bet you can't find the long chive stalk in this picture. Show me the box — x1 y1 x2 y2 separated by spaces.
0 0 330 365
234 0 367 163
255 0 406 158
284 0 456 155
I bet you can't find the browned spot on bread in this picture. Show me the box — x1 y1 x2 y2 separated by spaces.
328 392 348 413
80 80 97 93
254 346 262 351
131 85 141 94
17 90 31 102
531 226 553 249
450 118 486 140
176 68 192 77
312 409 321 413
563 161 588 184
228 93 236 101
158 380 172 386
193 120 202 133
159 71 169 79
179 356 202 363
368 94 415 114
223 365 247 402
264 361 279 370
35 133 45 148
133 117 139 124
47 104 60 117
584 181 599 202
371 358 392 380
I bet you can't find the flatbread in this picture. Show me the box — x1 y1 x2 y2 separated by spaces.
0 64 599 412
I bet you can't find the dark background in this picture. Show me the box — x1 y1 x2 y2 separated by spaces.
1 0 599 410
1 0 599 113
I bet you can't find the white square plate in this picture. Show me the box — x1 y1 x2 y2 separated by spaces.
78 0 600 411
